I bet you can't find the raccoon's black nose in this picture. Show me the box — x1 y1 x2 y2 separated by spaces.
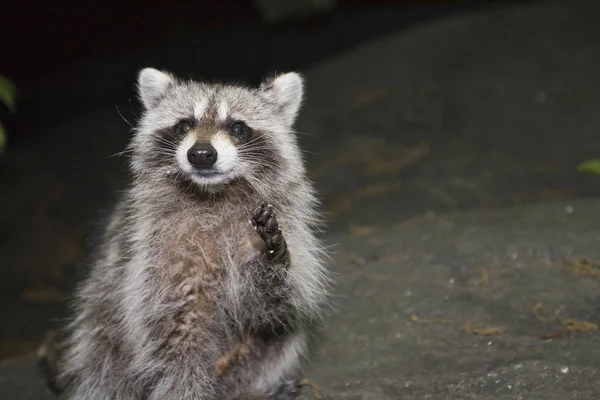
187 143 218 168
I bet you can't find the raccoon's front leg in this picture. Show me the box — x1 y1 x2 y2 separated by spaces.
251 203 290 265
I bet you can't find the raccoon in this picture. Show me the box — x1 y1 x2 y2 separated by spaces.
50 68 331 399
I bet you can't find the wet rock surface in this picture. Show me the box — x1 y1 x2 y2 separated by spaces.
299 198 600 399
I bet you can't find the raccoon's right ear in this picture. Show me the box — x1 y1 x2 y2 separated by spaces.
137 68 176 110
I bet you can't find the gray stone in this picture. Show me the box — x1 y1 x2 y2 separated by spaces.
300 198 600 399
0 358 55 400
297 0 600 232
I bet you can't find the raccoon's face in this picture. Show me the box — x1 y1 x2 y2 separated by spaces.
131 68 305 194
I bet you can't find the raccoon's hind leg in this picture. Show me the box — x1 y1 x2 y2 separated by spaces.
268 379 323 400
267 380 303 400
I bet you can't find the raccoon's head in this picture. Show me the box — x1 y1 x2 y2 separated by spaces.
130 68 306 196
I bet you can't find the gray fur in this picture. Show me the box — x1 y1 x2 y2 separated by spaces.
55 68 331 399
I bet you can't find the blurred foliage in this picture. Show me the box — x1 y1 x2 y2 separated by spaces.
0 74 18 153
577 159 600 176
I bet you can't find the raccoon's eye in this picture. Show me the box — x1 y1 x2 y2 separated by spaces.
228 121 252 140
174 119 194 135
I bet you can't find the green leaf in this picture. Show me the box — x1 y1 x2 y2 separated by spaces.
0 121 6 153
577 159 600 175
0 74 17 113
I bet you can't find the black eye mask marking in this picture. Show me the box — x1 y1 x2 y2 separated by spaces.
173 118 196 136
227 119 253 142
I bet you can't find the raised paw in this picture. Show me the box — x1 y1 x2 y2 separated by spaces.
251 203 287 260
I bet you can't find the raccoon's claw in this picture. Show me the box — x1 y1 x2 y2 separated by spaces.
252 203 278 237
252 203 287 262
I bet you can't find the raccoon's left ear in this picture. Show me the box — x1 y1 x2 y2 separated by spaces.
137 68 176 110
260 72 304 126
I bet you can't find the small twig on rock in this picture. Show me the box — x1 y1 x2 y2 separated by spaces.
462 321 506 336
477 268 490 286
532 302 564 323
561 318 598 332
532 302 597 339
562 256 600 278
299 379 323 399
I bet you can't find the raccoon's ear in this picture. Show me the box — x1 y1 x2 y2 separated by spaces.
137 68 176 110
261 72 304 126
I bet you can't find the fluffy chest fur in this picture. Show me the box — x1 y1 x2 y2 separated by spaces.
120 197 292 354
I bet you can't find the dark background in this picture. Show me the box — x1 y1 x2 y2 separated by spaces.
1 0 532 136
0 0 579 364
